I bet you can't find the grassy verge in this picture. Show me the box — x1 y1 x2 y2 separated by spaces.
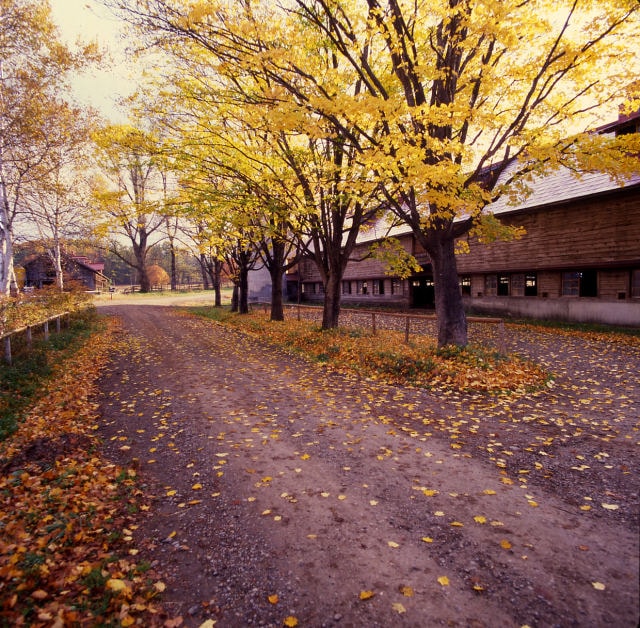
0 308 101 442
190 306 548 394
0 315 168 626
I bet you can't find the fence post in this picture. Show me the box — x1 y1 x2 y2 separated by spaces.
26 326 32 350
498 319 506 354
3 336 11 365
404 316 410 343
371 312 376 335
44 320 49 342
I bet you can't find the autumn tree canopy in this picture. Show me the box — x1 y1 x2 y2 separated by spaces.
113 0 640 344
0 0 99 294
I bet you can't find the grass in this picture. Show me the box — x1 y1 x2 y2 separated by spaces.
189 306 548 394
0 307 101 442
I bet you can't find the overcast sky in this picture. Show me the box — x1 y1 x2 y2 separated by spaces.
48 0 136 121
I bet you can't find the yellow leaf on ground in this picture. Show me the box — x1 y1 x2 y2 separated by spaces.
473 515 487 524
198 620 217 628
399 585 414 597
421 536 433 543
592 582 606 590
359 590 375 600
268 594 279 604
388 541 400 548
601 503 619 510
392 602 407 613
166 489 177 496
437 576 449 586
500 539 512 549
192 483 202 490
283 617 298 627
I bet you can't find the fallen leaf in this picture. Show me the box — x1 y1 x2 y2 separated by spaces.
359 590 375 600
392 602 406 614
399 585 414 597
268 594 279 604
437 576 449 586
592 582 606 590
283 617 299 627
500 539 512 550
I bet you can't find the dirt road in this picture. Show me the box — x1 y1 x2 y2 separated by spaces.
95 302 639 627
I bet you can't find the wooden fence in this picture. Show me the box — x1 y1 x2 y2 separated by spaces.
1 312 69 365
249 302 506 353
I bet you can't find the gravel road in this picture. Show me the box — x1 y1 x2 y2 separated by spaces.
95 301 639 628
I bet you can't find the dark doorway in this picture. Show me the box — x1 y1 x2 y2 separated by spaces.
411 276 435 309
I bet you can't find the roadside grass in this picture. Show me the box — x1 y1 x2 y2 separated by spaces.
0 315 167 627
190 306 548 394
0 307 101 442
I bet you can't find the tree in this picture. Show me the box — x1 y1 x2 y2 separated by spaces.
111 0 640 343
92 124 166 292
0 0 99 294
20 104 94 290
285 0 640 345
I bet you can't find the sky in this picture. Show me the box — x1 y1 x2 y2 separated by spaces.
48 0 137 121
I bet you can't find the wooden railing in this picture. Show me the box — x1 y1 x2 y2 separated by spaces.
1 312 69 365
249 302 507 353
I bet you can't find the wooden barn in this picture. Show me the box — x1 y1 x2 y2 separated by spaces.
22 254 109 292
295 112 640 326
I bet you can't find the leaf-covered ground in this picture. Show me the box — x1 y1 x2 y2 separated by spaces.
91 303 637 627
0 318 170 627
1 298 638 627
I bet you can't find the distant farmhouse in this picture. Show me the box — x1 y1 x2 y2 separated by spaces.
22 254 109 292
294 111 640 326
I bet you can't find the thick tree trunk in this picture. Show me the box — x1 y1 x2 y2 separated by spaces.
213 260 222 307
138 265 151 293
231 283 239 312
199 254 210 290
322 273 342 329
270 265 284 321
428 234 468 347
238 262 249 314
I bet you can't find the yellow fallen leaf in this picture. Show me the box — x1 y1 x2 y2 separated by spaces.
528 500 538 508
166 489 177 497
500 539 512 549
388 541 400 548
369 500 378 506
268 594 279 604
154 581 166 593
392 602 407 614
283 617 299 627
437 576 449 586
359 590 375 600
422 489 438 496
167 531 177 539
399 585 414 597
451 521 464 527
192 483 202 490
601 503 619 510
473 515 487 524
421 536 433 543
106 578 130 595
434 511 445 517
482 489 496 495
198 620 217 628
338 494 347 500
579 505 591 511
592 582 606 590
300 453 310 460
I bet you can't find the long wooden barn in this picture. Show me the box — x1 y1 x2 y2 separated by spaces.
294 112 640 327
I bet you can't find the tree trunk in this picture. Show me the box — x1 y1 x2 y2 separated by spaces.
53 242 64 291
270 265 284 321
428 234 468 347
138 265 151 292
170 246 177 291
322 273 342 329
213 260 222 307
199 254 210 289
238 261 249 314
231 282 239 312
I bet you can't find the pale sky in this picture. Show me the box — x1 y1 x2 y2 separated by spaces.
48 0 137 121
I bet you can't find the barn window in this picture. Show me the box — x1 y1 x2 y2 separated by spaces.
497 274 510 296
372 279 384 295
342 280 351 295
459 276 471 295
562 271 597 297
485 274 497 296
631 270 640 298
525 273 538 296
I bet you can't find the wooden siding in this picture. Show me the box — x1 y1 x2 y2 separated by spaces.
456 189 640 273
